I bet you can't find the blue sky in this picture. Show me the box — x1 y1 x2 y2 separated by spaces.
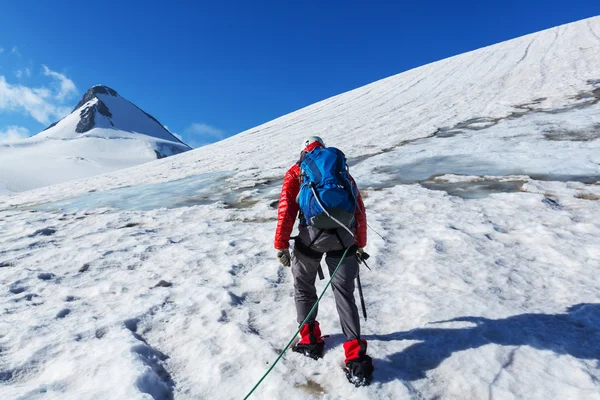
0 1 598 147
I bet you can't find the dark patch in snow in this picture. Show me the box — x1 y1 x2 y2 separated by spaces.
30 228 56 237
430 84 600 147
420 178 527 199
228 291 247 306
65 296 78 302
56 309 71 319
95 328 107 339
493 224 508 233
542 197 562 210
218 310 229 323
9 285 27 295
124 318 140 333
0 370 13 382
28 241 48 250
435 117 500 138
0 261 14 268
295 379 326 395
544 124 600 141
119 222 141 229
228 265 242 276
223 199 260 209
79 263 90 273
575 193 600 201
153 280 172 288
37 273 55 281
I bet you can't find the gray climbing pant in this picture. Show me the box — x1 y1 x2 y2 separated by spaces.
291 225 361 341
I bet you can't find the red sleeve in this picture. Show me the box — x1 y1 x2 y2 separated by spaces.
274 164 300 250
352 179 367 248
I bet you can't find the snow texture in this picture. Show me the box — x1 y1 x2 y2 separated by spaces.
1 16 600 400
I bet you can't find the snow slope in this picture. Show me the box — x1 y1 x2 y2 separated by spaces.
1 16 600 400
0 86 190 195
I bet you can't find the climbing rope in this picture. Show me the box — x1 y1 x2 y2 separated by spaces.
243 246 352 399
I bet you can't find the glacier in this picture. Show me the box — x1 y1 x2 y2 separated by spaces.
0 16 600 400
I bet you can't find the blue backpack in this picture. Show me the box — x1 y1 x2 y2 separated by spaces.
297 147 358 229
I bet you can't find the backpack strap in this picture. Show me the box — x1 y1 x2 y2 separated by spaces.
301 151 322 183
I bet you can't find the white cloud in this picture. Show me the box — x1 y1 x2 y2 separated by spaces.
183 123 228 148
185 123 227 139
0 125 30 143
42 65 77 100
14 68 30 79
0 64 77 125
11 46 20 57
0 75 73 125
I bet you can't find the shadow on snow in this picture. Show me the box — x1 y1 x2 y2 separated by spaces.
345 303 600 383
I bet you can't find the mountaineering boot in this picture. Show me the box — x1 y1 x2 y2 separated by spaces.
292 321 325 360
343 339 374 386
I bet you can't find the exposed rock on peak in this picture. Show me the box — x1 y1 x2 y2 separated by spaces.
73 85 119 112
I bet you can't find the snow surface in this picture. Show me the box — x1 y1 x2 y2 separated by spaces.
1 16 600 400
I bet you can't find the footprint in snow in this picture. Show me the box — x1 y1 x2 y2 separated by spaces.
153 280 172 288
119 222 141 229
37 273 55 281
12 293 40 303
56 309 71 319
29 228 56 237
542 197 562 210
9 285 27 295
78 264 90 273
124 318 139 333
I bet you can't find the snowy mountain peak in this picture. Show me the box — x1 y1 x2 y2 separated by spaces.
73 85 118 112
38 85 190 153
0 85 192 194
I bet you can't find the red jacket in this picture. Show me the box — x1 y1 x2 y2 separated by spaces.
274 157 367 250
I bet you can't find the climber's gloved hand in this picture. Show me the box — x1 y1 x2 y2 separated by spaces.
276 249 291 267
356 248 370 263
